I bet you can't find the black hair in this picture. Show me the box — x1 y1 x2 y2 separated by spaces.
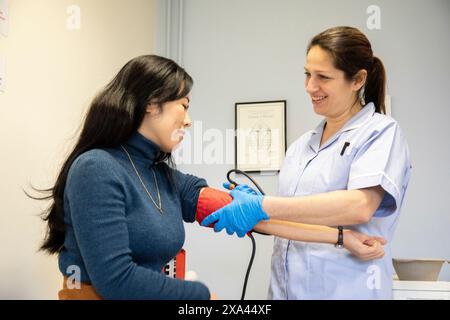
31 55 193 254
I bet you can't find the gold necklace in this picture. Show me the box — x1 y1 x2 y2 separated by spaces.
121 145 163 214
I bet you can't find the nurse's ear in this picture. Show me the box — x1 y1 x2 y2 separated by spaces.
351 69 368 92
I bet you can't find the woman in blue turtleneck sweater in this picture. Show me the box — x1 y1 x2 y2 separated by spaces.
37 55 212 299
35 55 386 300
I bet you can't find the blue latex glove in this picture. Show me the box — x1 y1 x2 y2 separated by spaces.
223 182 260 195
201 188 269 238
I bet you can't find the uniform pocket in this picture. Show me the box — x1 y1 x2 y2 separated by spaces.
307 251 390 299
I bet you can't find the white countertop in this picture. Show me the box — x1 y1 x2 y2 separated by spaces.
393 280 450 291
392 280 450 300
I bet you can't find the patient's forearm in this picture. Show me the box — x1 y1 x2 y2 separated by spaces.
253 219 338 244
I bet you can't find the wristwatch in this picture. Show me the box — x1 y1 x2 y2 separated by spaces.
334 226 344 249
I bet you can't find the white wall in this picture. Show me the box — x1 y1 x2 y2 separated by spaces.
0 0 156 299
156 0 450 299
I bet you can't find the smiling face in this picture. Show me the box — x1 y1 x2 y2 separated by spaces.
304 45 366 120
138 96 191 152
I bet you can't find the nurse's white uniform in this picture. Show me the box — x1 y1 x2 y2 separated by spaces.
268 103 412 300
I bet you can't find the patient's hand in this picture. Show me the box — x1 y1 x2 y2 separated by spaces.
344 230 387 261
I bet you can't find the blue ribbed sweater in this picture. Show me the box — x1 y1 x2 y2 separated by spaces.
58 132 210 299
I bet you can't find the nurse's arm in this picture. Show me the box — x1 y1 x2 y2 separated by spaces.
253 220 386 260
261 186 385 226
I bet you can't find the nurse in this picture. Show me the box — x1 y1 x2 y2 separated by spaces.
202 26 412 299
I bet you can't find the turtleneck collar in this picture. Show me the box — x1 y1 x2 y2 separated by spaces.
123 131 161 166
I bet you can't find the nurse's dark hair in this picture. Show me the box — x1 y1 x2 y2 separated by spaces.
307 26 386 114
28 55 193 254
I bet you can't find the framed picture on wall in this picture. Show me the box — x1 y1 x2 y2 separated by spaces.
235 100 287 173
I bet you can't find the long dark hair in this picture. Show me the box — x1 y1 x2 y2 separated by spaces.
32 55 193 254
307 26 386 114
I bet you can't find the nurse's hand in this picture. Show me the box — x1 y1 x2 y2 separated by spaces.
223 182 260 195
344 230 387 261
201 189 269 237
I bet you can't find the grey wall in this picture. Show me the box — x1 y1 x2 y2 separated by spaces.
156 0 450 299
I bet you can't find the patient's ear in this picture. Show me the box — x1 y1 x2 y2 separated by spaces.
146 103 161 116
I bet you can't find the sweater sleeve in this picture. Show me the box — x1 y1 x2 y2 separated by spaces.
65 152 210 300
169 167 208 223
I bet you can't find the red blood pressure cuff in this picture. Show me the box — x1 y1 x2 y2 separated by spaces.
196 187 232 227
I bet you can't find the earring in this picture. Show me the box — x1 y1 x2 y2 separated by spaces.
359 87 366 105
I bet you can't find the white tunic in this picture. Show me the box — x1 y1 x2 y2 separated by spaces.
268 103 412 299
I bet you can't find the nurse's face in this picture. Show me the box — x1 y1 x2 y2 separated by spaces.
138 96 192 152
304 45 364 119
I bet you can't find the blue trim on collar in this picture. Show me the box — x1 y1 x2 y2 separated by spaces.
309 103 376 152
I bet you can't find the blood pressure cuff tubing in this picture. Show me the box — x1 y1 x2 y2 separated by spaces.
195 187 232 227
